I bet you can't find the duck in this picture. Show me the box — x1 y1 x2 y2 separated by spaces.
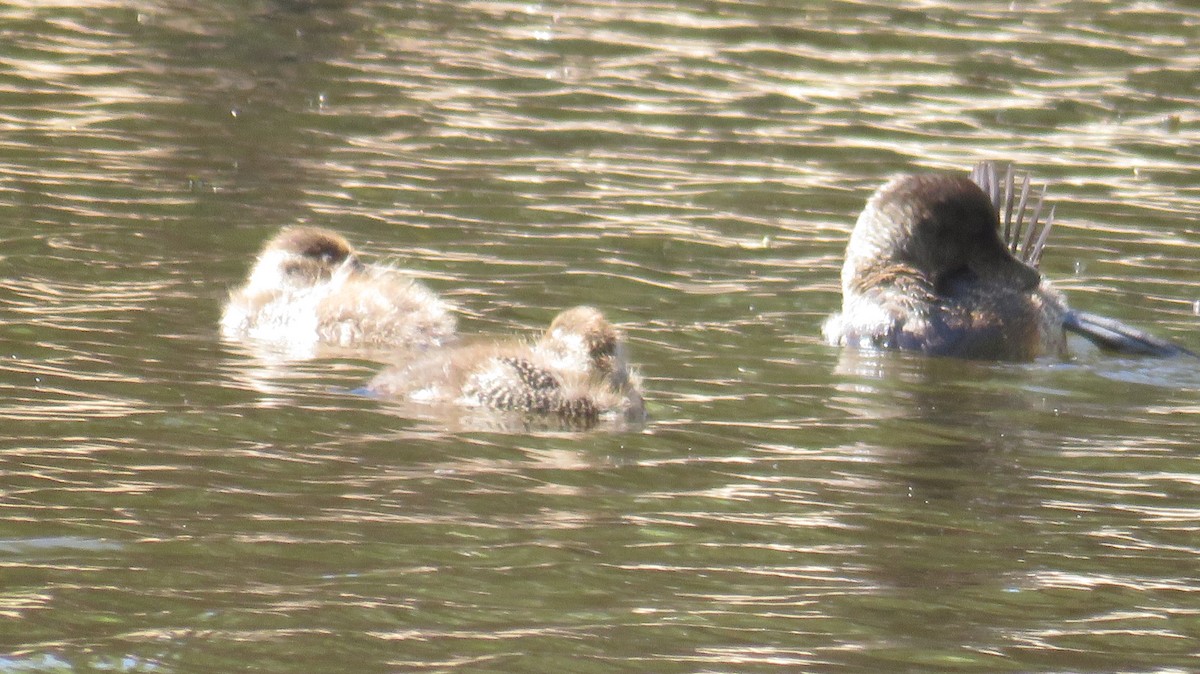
367 305 645 423
220 226 456 353
822 161 1195 361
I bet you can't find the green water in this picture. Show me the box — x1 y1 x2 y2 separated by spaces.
1 1 1198 672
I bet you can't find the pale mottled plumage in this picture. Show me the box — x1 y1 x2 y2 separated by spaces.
369 306 645 423
221 227 456 355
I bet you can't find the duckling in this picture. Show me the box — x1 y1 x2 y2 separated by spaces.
368 306 645 423
221 227 456 353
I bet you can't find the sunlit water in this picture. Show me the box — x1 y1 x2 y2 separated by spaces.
1 1 1198 672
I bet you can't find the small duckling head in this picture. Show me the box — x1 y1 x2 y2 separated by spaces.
246 226 363 291
844 173 1041 297
541 306 624 378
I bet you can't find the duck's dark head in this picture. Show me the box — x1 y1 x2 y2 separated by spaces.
843 172 1041 296
248 227 364 290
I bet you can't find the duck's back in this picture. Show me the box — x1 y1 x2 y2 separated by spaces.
825 274 1068 361
929 278 1068 360
314 270 456 349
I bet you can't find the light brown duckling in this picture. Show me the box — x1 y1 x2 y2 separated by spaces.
368 306 645 423
220 227 456 353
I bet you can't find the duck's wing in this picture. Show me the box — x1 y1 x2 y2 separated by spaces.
970 161 1055 269
1064 309 1197 358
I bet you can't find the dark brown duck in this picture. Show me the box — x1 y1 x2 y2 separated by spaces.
823 161 1195 361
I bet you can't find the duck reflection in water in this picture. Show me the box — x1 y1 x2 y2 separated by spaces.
221 227 457 357
368 306 645 428
823 161 1195 361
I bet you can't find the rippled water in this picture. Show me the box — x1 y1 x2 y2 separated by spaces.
2 1 1198 672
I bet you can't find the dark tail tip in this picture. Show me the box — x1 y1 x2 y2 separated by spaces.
969 161 1055 269
1064 310 1198 358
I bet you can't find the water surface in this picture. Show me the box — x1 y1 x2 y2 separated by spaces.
1 1 1198 672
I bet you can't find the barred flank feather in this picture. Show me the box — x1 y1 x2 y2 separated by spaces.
498 356 560 391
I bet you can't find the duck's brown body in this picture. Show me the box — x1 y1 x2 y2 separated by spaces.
824 163 1192 360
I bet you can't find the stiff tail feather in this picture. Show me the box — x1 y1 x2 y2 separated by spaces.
972 161 1195 359
970 161 1055 268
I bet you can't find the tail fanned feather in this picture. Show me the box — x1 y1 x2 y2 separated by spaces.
972 161 1195 359
970 161 1055 268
